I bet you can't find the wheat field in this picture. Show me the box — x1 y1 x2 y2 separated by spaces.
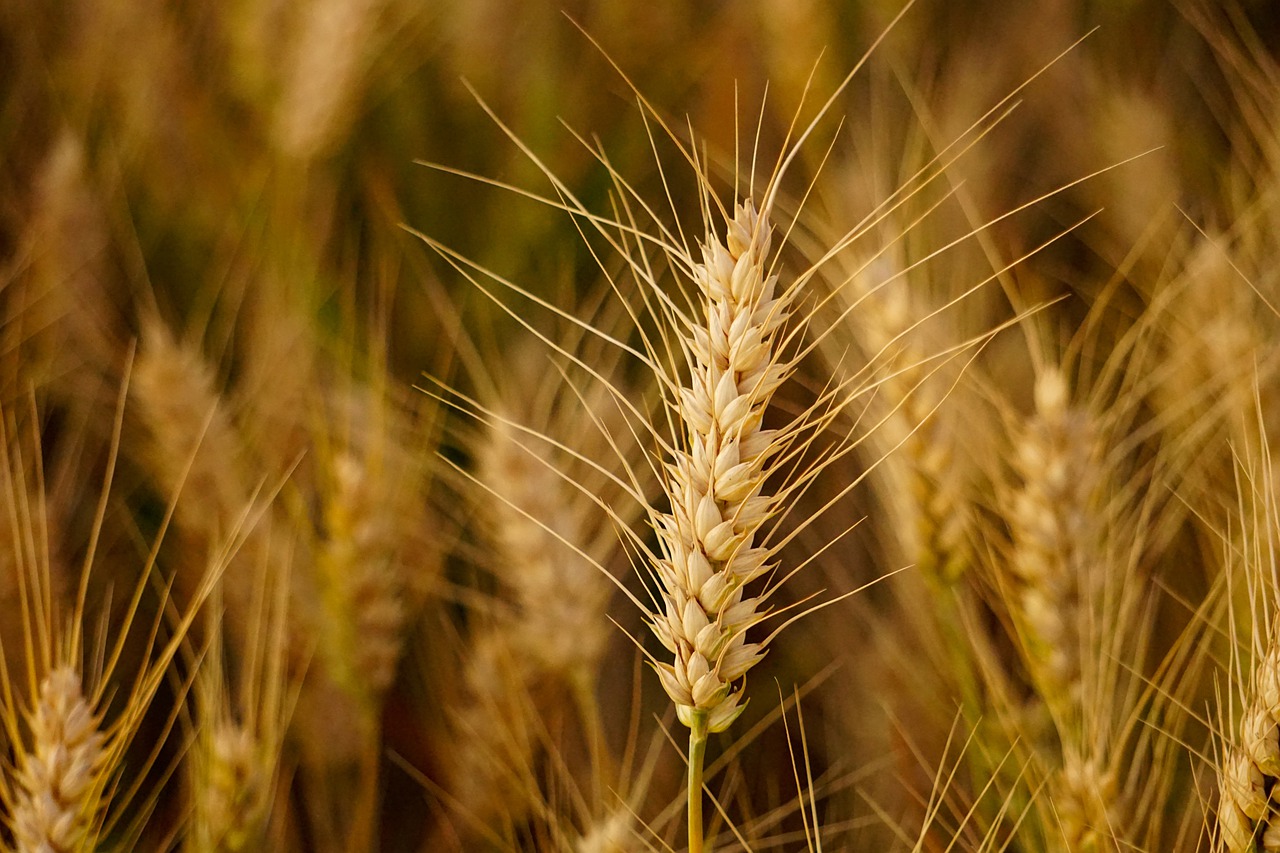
2 1 1280 850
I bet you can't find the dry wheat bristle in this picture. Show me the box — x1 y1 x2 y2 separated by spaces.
649 198 784 735
9 666 107 853
0 433 70 693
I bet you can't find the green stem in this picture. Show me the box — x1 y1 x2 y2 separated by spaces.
687 711 709 853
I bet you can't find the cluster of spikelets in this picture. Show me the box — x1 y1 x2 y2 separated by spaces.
9 668 107 852
9 1 1280 851
649 198 781 736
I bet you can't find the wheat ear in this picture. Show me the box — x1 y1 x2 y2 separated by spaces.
316 448 408 708
832 258 972 587
9 666 107 853
186 556 292 853
651 197 781 732
274 0 381 160
646 198 794 853
482 414 614 679
1219 635 1280 851
131 321 265 659
190 722 265 853
573 810 639 853
1004 365 1125 851
1006 366 1102 717
432 335 643 840
1218 464 1280 852
475 349 644 690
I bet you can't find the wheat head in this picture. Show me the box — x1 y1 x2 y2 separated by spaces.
9 666 107 853
647 198 786 736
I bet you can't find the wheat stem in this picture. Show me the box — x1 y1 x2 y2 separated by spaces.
687 710 709 853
